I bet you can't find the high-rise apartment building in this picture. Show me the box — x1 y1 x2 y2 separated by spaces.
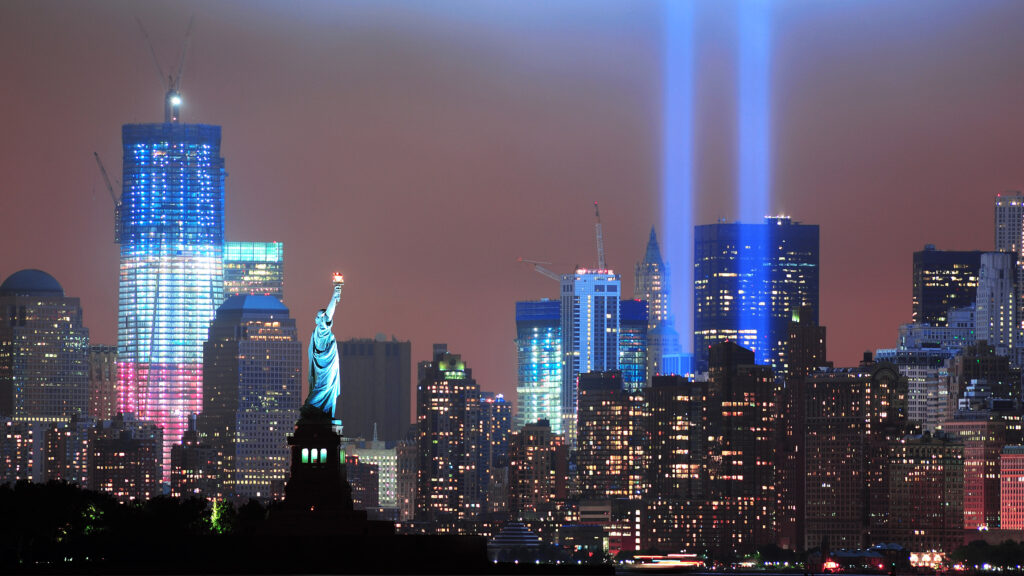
618 300 648 392
515 299 562 433
975 251 1017 358
200 295 302 501
480 393 512 515
644 375 707 552
44 416 94 486
169 417 224 499
342 437 399 509
880 434 964 554
804 356 907 551
116 121 226 477
775 307 828 550
223 241 284 302
575 371 646 501
416 348 481 521
338 336 411 443
875 347 958 431
89 413 163 503
912 245 983 327
942 418 1005 530
561 270 620 442
507 419 567 520
0 269 89 421
88 346 118 421
693 217 818 373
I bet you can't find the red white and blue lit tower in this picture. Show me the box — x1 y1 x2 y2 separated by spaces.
116 88 225 477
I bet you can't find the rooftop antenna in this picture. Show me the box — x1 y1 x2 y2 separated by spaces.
136 15 194 123
594 201 606 269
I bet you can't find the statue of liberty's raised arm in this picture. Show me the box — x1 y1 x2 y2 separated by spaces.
303 274 344 420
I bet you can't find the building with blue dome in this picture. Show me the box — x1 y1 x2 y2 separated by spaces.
198 294 301 501
0 269 89 421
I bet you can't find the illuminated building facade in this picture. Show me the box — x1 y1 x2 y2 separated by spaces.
88 346 118 421
480 392 511 515
44 416 94 486
0 419 44 483
397 440 417 521
644 375 706 552
200 295 301 502
776 307 828 550
416 348 481 521
169 418 224 499
89 413 163 503
879 434 964 554
618 300 648 392
693 217 818 373
975 251 1018 358
911 246 982 327
804 357 907 551
1000 445 1024 530
223 241 284 301
942 418 1005 530
338 336 411 443
116 123 226 477
515 299 562 433
508 419 567 520
697 342 776 557
342 437 399 509
561 271 620 442
345 454 380 510
875 347 958 431
0 269 90 421
575 371 646 500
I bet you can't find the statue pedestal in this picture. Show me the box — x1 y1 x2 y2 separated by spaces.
284 407 354 514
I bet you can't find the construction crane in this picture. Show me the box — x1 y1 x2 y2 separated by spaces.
594 201 606 270
136 16 194 123
517 258 561 282
93 152 122 243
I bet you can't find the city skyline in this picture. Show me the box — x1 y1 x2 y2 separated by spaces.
4 1 1024 405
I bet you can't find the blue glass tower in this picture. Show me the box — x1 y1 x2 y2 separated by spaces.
117 123 226 477
561 270 620 443
618 299 648 392
693 217 818 373
515 299 562 433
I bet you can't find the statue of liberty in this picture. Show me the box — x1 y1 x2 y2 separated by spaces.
303 274 344 420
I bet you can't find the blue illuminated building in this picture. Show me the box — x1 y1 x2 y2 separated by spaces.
618 300 648 392
117 123 226 477
515 299 562 433
693 217 818 373
561 270 620 443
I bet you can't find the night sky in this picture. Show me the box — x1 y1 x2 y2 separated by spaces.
3 1 1024 409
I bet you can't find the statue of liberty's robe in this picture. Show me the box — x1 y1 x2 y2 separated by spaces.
305 308 340 419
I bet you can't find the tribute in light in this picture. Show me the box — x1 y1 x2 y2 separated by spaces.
737 0 772 365
661 0 695 358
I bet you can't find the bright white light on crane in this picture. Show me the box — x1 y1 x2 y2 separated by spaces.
170 95 182 106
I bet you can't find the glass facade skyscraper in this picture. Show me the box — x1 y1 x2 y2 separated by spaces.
693 216 818 373
618 299 648 392
514 299 561 432
561 270 620 442
911 245 982 327
116 123 226 477
223 241 284 302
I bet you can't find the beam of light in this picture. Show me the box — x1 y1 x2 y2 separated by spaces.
662 0 695 357
738 0 772 365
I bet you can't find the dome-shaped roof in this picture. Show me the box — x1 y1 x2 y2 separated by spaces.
0 269 64 296
218 294 288 315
